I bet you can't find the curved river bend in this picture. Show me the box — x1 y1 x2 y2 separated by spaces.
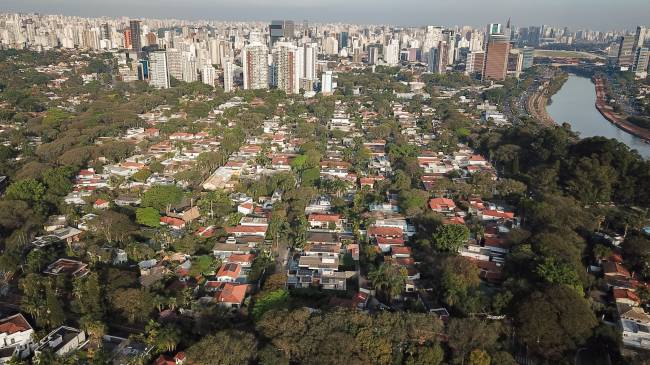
546 75 650 159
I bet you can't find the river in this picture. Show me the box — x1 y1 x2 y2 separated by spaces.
546 74 650 159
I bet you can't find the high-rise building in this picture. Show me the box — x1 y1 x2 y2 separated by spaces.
635 26 647 49
487 23 503 36
202 65 215 86
507 51 524 77
123 29 132 49
242 42 269 90
270 20 294 46
301 42 317 81
482 34 510 81
367 45 381 65
323 36 339 55
321 70 334 95
273 42 300 94
465 51 485 77
383 39 400 66
100 23 110 40
617 35 637 69
129 20 142 53
428 41 448 73
223 58 235 93
634 47 649 74
149 51 170 89
166 48 183 80
521 47 534 69
338 31 349 50
181 53 198 83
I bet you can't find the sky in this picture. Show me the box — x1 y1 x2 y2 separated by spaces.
3 0 649 30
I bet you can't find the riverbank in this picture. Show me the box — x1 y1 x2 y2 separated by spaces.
593 76 650 142
527 72 568 127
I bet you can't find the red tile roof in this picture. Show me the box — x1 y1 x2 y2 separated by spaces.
429 197 456 211
368 226 403 237
215 283 248 304
308 213 341 222
0 314 32 335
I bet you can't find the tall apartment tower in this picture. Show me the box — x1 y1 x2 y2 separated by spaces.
273 42 300 94
634 47 649 73
465 50 485 76
242 42 269 90
129 20 142 53
482 34 510 81
166 49 183 80
223 58 235 93
149 51 170 89
321 71 334 95
635 26 647 49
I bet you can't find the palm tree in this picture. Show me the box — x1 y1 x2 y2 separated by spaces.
368 263 407 302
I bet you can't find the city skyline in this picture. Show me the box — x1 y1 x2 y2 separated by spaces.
3 0 650 30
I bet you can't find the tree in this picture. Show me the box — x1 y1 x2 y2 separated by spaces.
136 207 161 227
110 288 153 324
252 289 290 320
5 178 45 204
145 320 181 353
72 273 104 319
141 184 184 211
439 256 480 309
42 285 65 329
535 257 583 294
90 210 136 244
468 349 491 365
432 224 470 252
405 344 444 365
368 263 407 301
186 330 258 365
447 318 499 363
516 285 597 359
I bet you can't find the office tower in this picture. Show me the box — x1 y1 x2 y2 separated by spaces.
202 65 215 86
270 20 294 46
428 41 448 73
273 42 300 94
443 30 456 65
149 51 170 89
617 35 637 69
383 39 400 66
182 53 198 83
521 47 534 69
123 29 132 49
634 47 649 73
338 31 349 50
507 51 524 77
323 36 339 55
321 70 334 95
527 26 541 47
487 23 503 36
465 50 485 76
223 58 235 92
482 34 510 81
166 49 183 80
129 20 142 53
367 45 381 65
635 26 647 49
242 42 269 90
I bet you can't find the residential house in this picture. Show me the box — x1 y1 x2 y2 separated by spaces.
0 314 34 364
35 326 87 358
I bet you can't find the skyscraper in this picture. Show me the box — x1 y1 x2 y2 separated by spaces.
223 58 235 93
338 31 349 50
483 34 510 81
273 42 300 95
367 45 381 65
634 47 649 74
181 53 198 83
242 42 269 90
166 48 183 80
321 71 334 95
635 26 647 49
465 51 485 77
617 35 637 69
201 65 215 86
123 29 132 49
270 20 294 46
129 20 142 53
301 42 317 81
149 51 170 89
521 47 534 69
383 39 400 66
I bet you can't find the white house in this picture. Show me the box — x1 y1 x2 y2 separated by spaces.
0 314 34 364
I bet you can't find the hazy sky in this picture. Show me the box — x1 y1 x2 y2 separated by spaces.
3 0 649 30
